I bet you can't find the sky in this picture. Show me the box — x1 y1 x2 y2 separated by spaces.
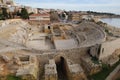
14 0 120 14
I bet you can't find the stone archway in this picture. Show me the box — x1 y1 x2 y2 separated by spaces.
54 54 67 63
54 54 69 80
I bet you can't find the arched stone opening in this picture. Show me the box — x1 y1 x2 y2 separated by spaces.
48 26 50 29
55 56 69 80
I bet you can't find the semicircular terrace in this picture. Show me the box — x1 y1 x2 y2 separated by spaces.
0 20 106 52
73 21 106 47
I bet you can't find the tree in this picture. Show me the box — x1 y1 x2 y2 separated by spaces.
0 13 5 20
21 8 29 19
16 10 21 16
2 8 8 19
8 12 12 19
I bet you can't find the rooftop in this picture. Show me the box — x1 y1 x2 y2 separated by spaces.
30 13 50 17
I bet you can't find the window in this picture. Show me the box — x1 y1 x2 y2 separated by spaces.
102 48 104 53
48 26 50 29
98 45 101 55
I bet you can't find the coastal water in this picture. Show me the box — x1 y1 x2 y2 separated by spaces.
101 18 120 28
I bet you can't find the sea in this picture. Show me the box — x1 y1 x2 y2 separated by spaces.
101 18 120 28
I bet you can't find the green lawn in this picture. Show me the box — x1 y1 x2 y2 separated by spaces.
90 59 120 80
7 75 21 80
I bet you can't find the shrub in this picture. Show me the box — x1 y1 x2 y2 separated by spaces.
7 75 21 80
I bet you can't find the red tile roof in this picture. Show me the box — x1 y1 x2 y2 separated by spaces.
30 13 50 17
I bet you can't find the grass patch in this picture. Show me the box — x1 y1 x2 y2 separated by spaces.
90 59 120 80
104 28 113 36
91 57 100 64
7 75 21 80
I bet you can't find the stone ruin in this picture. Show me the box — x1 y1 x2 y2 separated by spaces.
0 54 39 80
44 57 87 80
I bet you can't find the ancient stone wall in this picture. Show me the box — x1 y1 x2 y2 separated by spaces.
37 47 89 64
99 38 120 61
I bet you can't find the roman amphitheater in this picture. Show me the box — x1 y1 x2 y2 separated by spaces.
0 19 120 80
0 19 105 50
